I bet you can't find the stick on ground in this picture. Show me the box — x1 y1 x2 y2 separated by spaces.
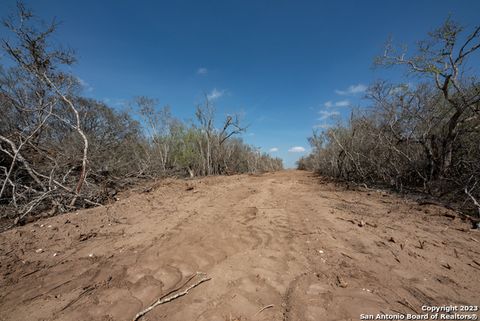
133 272 211 321
254 304 274 316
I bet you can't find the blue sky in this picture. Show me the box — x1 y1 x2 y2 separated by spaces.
1 1 479 167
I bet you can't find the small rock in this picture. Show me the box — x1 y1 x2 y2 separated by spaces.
336 275 348 288
35 249 43 253
88 253 94 257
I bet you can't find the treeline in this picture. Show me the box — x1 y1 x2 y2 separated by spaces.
0 4 282 226
298 19 480 216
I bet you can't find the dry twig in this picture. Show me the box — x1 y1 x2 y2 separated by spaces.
132 272 211 321
254 304 274 316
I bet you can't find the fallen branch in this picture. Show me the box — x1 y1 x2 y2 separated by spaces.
254 304 274 316
133 272 211 321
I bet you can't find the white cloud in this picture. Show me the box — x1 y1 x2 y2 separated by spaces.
323 100 350 108
335 84 367 96
313 123 332 129
268 147 279 152
288 146 306 153
77 77 93 92
335 100 350 107
197 67 208 75
318 110 340 120
207 88 225 100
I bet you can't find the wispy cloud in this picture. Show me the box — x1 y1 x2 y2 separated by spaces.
335 100 350 107
335 84 367 96
288 146 306 153
103 98 126 108
318 110 340 120
324 100 350 108
313 123 332 130
197 67 208 75
77 77 93 92
269 147 279 152
207 88 225 100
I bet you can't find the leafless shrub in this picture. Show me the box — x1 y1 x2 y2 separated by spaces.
129 94 283 178
300 18 480 216
0 4 282 228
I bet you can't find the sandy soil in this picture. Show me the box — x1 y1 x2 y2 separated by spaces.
1 170 479 321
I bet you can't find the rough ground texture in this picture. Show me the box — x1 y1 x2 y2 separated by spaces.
1 171 479 321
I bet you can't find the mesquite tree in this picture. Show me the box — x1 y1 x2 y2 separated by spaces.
301 18 480 215
1 3 91 221
377 18 480 179
0 3 283 228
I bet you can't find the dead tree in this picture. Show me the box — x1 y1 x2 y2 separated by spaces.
195 95 215 175
195 95 245 175
1 3 90 222
378 18 480 178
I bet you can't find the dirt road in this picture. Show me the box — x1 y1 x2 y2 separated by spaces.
1 171 479 321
